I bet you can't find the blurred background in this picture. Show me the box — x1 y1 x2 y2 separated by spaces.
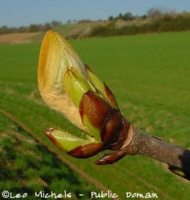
0 1 190 199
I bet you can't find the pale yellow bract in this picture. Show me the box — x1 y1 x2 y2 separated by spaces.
38 31 90 134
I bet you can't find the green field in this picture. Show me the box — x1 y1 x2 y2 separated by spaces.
0 31 190 200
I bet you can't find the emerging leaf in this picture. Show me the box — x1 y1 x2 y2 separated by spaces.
38 31 131 163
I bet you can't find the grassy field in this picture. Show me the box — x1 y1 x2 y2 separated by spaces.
0 31 190 199
0 113 100 200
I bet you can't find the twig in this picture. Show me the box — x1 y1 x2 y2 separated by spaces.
126 126 190 180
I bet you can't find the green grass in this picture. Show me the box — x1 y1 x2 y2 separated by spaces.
0 113 100 200
0 31 190 200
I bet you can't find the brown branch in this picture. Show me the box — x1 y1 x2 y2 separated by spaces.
127 126 190 180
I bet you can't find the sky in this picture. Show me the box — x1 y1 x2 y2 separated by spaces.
1 0 190 27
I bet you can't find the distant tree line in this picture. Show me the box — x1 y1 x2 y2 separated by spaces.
90 9 190 37
108 12 135 21
1 8 190 37
107 7 177 21
0 20 62 35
